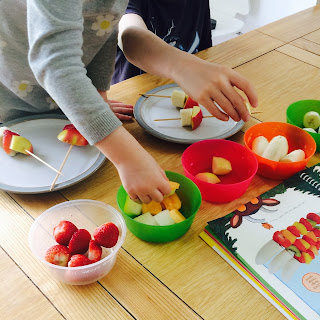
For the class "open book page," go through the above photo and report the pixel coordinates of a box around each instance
[205,165,320,320]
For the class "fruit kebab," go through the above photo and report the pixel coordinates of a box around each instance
[50,124,88,191]
[255,213,320,282]
[0,126,62,175]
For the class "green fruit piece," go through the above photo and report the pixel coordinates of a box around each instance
[123,195,142,217]
[303,111,320,130]
[287,245,301,257]
[9,135,33,154]
[307,219,317,227]
[133,212,159,226]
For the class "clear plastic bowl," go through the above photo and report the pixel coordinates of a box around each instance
[28,199,126,285]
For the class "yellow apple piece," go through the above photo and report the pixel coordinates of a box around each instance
[195,172,221,184]
[9,135,33,154]
[169,209,186,223]
[212,157,232,175]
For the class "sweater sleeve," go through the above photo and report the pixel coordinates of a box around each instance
[27,0,122,145]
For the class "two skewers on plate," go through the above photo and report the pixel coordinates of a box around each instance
[0,124,88,191]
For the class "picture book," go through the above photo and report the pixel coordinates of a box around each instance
[200,165,320,320]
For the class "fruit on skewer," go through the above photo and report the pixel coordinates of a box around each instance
[180,106,203,130]
[50,124,88,191]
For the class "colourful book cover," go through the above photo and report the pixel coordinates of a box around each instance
[200,165,320,320]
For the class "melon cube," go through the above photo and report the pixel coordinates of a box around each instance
[123,195,142,217]
[133,212,159,226]
[154,210,176,226]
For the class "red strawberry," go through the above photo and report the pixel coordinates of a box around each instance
[88,240,102,262]
[3,130,19,156]
[68,254,92,267]
[45,244,70,266]
[93,222,119,248]
[53,220,78,246]
[68,229,91,255]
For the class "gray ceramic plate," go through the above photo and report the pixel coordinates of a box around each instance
[0,114,105,194]
[134,83,244,144]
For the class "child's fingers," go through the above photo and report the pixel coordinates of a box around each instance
[115,113,133,121]
[137,193,152,204]
[201,96,229,121]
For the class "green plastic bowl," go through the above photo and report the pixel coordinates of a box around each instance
[287,100,320,152]
[116,171,201,243]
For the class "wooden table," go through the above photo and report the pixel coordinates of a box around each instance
[2,5,320,320]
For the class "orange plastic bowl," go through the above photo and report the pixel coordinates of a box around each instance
[181,139,258,202]
[244,122,316,180]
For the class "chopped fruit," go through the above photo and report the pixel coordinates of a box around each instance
[191,106,203,130]
[294,238,311,252]
[287,225,300,237]
[281,229,296,244]
[299,218,313,231]
[279,149,305,163]
[57,125,88,146]
[53,220,78,246]
[307,212,320,224]
[88,240,102,262]
[183,97,198,109]
[252,136,269,156]
[161,192,181,211]
[154,210,175,226]
[309,245,319,256]
[165,181,180,197]
[287,245,301,257]
[293,222,308,235]
[68,254,92,267]
[180,108,192,127]
[261,135,288,161]
[171,90,187,108]
[133,212,159,226]
[63,124,75,130]
[123,195,142,217]
[294,252,313,264]
[9,135,33,154]
[195,172,221,184]
[45,244,70,266]
[93,222,119,248]
[68,229,91,255]
[307,219,317,227]
[303,111,320,130]
[168,209,186,223]
[2,129,19,156]
[141,200,162,215]
[313,228,320,237]
[273,231,291,248]
[212,157,232,175]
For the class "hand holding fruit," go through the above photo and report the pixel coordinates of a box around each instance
[171,57,258,122]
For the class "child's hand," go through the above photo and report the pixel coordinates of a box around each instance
[173,58,258,122]
[98,90,133,120]
[95,126,171,204]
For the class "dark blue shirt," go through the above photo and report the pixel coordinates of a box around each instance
[112,0,212,84]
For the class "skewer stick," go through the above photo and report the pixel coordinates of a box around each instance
[139,93,171,98]
[50,145,73,191]
[25,150,63,175]
[154,112,262,121]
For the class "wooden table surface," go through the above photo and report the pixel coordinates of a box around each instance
[2,5,320,320]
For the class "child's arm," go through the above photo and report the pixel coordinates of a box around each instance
[95,126,171,204]
[118,13,258,122]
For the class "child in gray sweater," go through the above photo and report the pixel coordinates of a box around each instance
[0,0,257,203]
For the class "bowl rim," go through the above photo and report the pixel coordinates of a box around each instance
[28,199,127,270]
[181,139,258,187]
[243,121,317,164]
[116,170,202,227]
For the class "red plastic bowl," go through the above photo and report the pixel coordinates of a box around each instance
[181,139,258,202]
[244,122,316,180]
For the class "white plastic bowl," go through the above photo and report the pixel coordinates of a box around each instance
[28,199,126,285]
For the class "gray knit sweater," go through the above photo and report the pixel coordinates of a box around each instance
[0,0,128,145]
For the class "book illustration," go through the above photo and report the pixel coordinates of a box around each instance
[205,165,320,319]
[255,213,320,282]
[230,196,280,229]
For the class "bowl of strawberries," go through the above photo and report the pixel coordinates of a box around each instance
[28,199,126,285]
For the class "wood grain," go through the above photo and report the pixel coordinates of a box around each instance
[258,5,320,42]
[303,29,320,44]
[290,38,320,55]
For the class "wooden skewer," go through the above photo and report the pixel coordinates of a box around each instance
[154,112,262,121]
[50,145,73,191]
[25,150,63,175]
[139,93,171,98]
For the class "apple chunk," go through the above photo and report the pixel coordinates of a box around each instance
[184,97,198,109]
[191,106,203,130]
[212,157,232,175]
[195,172,221,184]
[9,135,33,154]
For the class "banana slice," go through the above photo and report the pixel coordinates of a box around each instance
[280,149,305,163]
[303,111,320,130]
[180,108,192,127]
[252,136,269,156]
[261,135,288,161]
